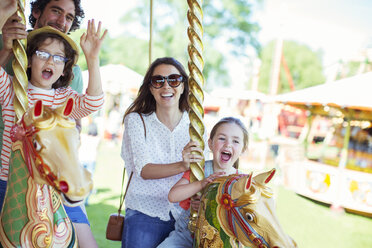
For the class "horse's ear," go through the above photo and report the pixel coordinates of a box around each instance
[33,100,43,118]
[231,172,253,199]
[245,172,253,191]
[254,168,276,185]
[60,98,74,117]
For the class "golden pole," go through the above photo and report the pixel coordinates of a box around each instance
[149,0,153,66]
[12,0,28,121]
[186,0,204,233]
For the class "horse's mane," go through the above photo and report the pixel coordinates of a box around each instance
[29,108,75,130]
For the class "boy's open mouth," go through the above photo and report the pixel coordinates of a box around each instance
[42,69,53,80]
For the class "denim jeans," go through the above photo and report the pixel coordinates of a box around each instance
[64,205,90,225]
[122,209,175,248]
[0,179,6,213]
[157,208,193,248]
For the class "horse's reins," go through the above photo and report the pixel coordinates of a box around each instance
[220,175,271,248]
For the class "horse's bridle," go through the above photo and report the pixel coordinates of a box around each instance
[10,116,69,193]
[220,175,271,248]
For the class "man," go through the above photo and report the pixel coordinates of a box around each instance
[0,0,84,93]
[0,1,97,247]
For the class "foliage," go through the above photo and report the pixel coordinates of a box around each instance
[114,0,261,89]
[338,60,372,79]
[203,0,261,55]
[69,28,112,71]
[258,40,325,94]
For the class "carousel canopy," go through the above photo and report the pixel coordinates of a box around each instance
[275,72,372,120]
[82,64,143,95]
[210,88,268,101]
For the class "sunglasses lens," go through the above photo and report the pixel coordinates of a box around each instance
[151,76,165,88]
[167,74,183,87]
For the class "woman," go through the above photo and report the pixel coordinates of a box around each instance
[120,57,205,248]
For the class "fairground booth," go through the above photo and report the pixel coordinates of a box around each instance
[274,72,372,217]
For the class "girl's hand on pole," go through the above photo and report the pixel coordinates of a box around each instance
[190,195,201,211]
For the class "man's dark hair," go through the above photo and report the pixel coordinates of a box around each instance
[29,0,85,32]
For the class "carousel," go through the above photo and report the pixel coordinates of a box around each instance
[275,72,372,216]
[0,1,296,247]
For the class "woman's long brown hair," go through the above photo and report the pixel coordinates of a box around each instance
[123,57,189,122]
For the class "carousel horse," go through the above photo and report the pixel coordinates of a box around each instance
[194,169,297,248]
[0,99,93,248]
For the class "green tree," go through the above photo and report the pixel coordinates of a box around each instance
[69,29,111,71]
[117,0,261,89]
[258,40,325,94]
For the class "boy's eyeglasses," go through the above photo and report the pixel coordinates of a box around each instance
[35,50,68,64]
[150,74,183,89]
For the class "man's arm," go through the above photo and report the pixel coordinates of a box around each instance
[0,34,14,76]
[0,0,17,31]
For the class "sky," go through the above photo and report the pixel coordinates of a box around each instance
[257,0,372,68]
[23,0,372,84]
[81,0,372,66]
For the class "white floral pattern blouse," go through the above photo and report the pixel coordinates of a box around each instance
[121,111,208,221]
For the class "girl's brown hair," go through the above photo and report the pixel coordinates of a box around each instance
[123,57,189,121]
[209,117,249,169]
[27,32,77,89]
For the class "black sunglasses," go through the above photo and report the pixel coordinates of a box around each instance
[150,74,183,89]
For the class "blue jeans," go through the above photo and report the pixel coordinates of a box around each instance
[157,208,193,248]
[122,209,175,248]
[64,205,90,225]
[0,179,6,213]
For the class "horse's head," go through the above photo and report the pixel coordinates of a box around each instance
[216,169,297,248]
[11,99,93,206]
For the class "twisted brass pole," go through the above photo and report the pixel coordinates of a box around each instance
[149,0,153,66]
[12,0,28,122]
[187,0,204,233]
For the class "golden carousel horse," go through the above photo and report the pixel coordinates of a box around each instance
[0,99,93,248]
[194,169,297,248]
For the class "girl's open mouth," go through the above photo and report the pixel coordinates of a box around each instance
[221,151,232,162]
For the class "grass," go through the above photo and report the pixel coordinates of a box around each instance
[86,141,372,248]
[86,141,122,248]
[275,186,372,248]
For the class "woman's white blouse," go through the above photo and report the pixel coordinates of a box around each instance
[121,111,207,221]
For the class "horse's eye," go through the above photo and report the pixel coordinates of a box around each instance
[246,212,255,222]
[33,140,42,151]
